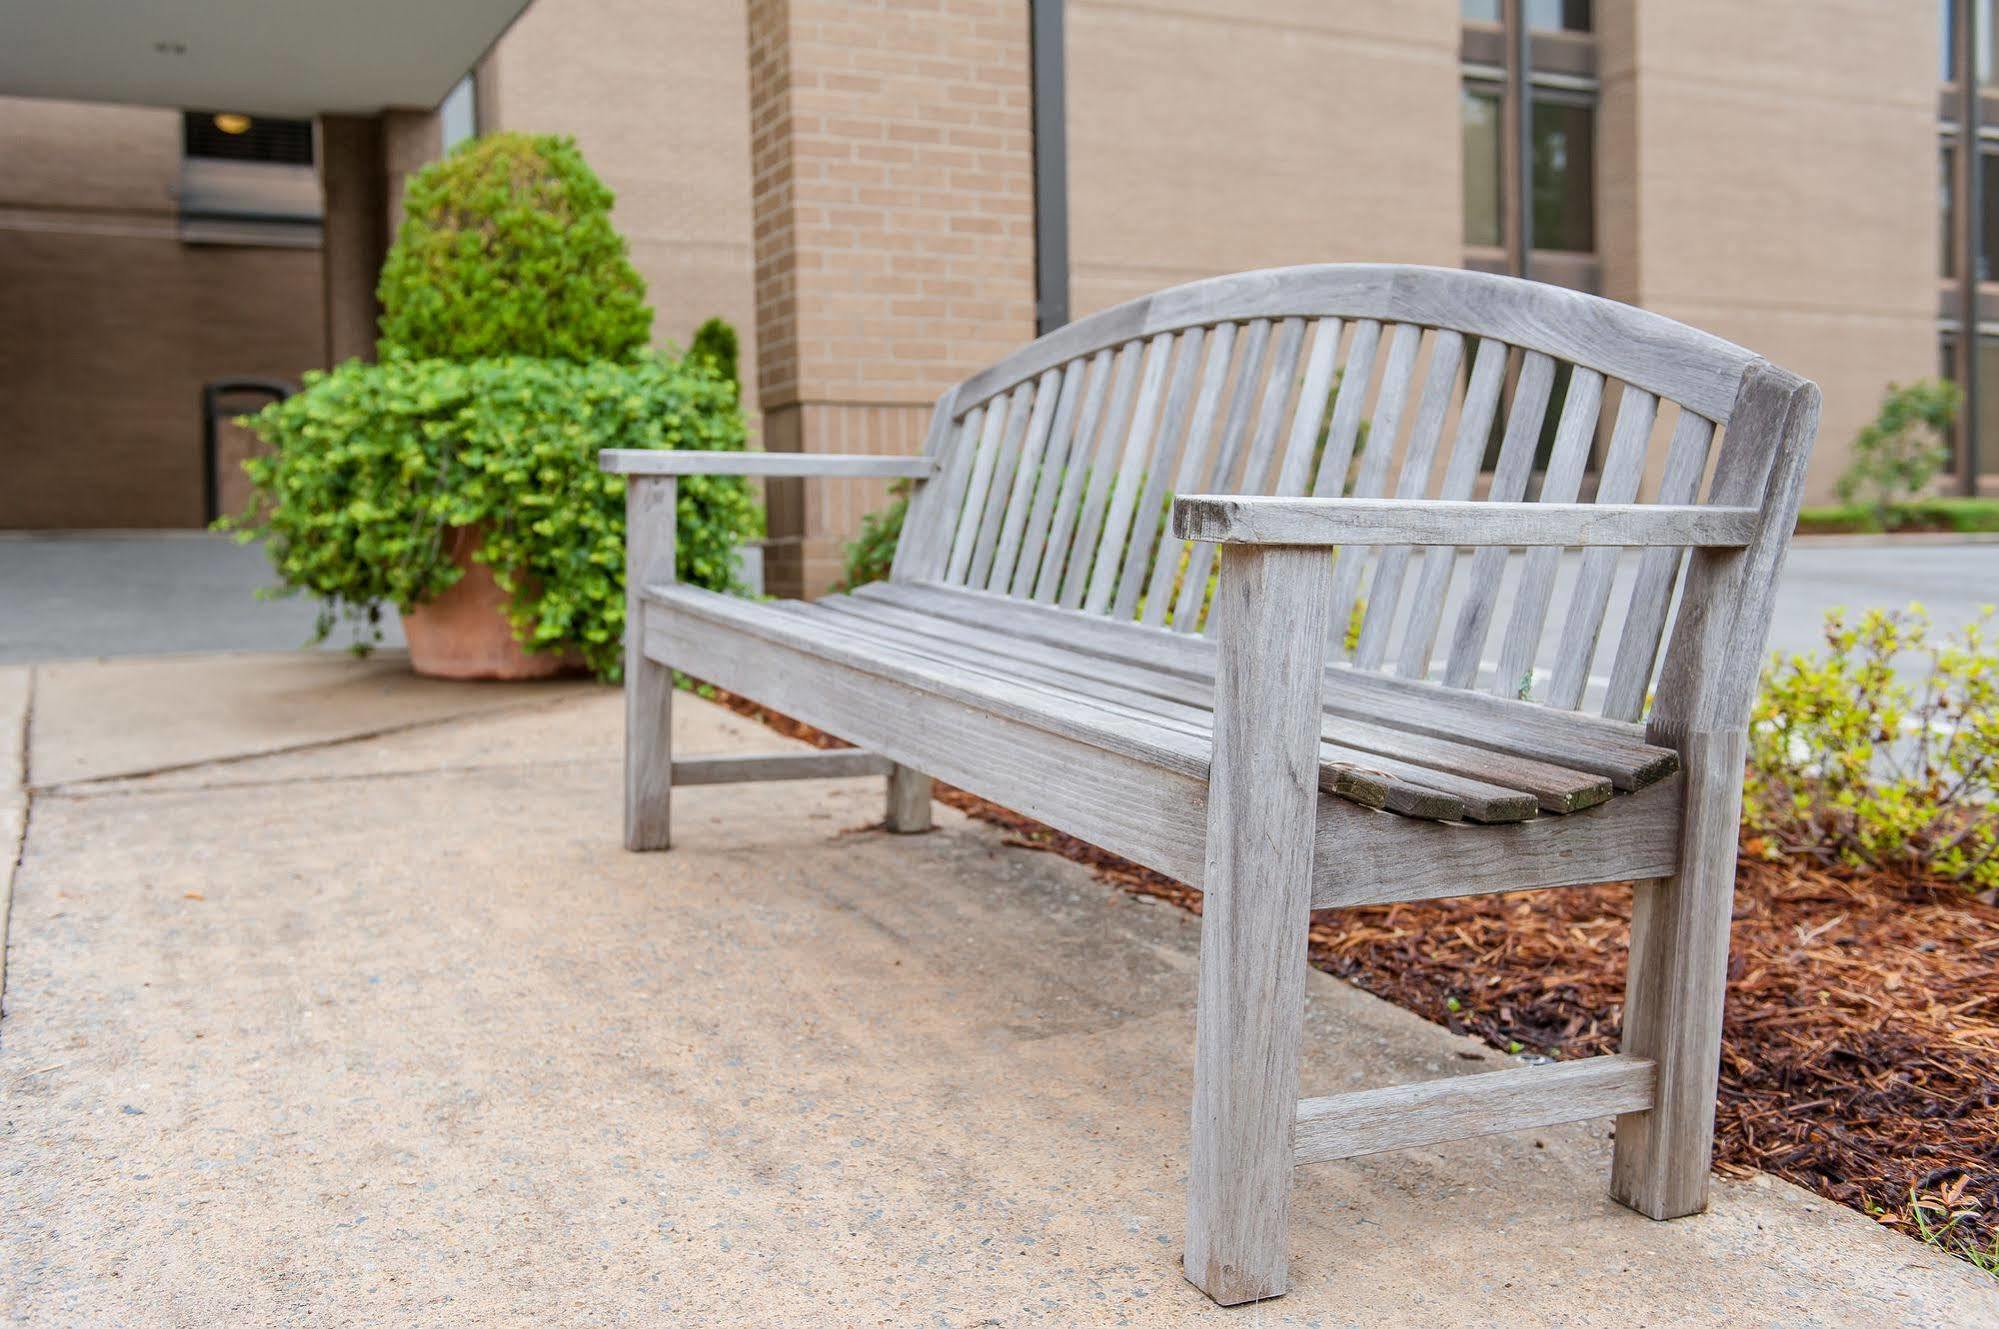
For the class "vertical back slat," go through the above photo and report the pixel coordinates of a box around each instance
[1441,349,1557,688]
[1353,329,1466,669]
[1030,350,1115,601]
[1325,322,1423,655]
[1544,386,1661,708]
[1181,314,1307,634]
[1271,318,1345,496]
[1308,319,1383,498]
[1015,359,1095,591]
[1112,327,1210,620]
[1601,410,1718,719]
[1397,337,1508,679]
[1231,316,1310,501]
[1488,366,1606,697]
[986,367,1067,593]
[941,404,1003,584]
[894,400,981,582]
[1057,342,1144,609]
[965,382,1037,588]
[1141,322,1239,627]
[1173,319,1273,631]
[1082,333,1176,613]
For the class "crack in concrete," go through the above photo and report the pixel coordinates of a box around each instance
[26,688,602,794]
[40,754,619,802]
[2,664,36,1034]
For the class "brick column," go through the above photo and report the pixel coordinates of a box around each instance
[746,0,1037,597]
[319,114,388,366]
[318,109,443,367]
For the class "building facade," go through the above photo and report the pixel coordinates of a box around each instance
[0,0,1973,589]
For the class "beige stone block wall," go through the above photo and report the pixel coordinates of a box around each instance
[746,0,1037,594]
[1598,0,1937,501]
[0,97,180,215]
[0,97,324,529]
[1065,0,1463,319]
[484,0,762,412]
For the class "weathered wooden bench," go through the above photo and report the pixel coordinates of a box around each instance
[601,264,1818,1306]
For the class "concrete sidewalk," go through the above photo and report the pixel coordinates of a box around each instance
[0,655,1991,1326]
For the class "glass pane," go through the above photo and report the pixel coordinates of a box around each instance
[1986,0,1998,84]
[1530,98,1595,253]
[1463,90,1504,247]
[1981,338,1999,477]
[440,75,478,151]
[1982,147,1999,281]
[1461,0,1502,22]
[1944,145,1958,279]
[1526,0,1591,32]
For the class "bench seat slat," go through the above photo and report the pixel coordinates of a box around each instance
[852,580,1679,791]
[793,599,1555,823]
[814,593,1609,815]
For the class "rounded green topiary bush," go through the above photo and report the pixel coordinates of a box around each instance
[375,132,652,361]
[225,131,758,681]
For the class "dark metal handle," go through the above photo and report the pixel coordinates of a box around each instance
[202,377,295,523]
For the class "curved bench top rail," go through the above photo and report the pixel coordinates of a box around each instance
[948,264,1762,425]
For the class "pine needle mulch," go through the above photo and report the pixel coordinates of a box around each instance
[701,686,1999,1253]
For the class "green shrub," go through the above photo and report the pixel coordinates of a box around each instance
[837,481,910,591]
[1796,497,1999,536]
[375,132,651,361]
[1833,379,1960,526]
[223,355,757,680]
[1746,604,1998,891]
[688,316,740,387]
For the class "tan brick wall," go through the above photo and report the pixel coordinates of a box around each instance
[1065,0,1463,318]
[760,402,932,594]
[0,97,324,529]
[1598,0,1937,501]
[749,0,1037,409]
[485,0,763,414]
[746,0,1038,595]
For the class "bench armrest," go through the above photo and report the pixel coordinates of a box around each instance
[600,449,938,479]
[1169,496,1759,548]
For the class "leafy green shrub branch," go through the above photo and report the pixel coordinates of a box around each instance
[1833,379,1960,527]
[223,355,757,680]
[1746,604,1998,892]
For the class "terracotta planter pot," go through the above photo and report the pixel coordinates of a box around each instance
[401,525,584,681]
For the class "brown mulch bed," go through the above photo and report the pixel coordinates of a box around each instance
[697,683,1999,1251]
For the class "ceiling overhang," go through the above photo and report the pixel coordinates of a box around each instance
[0,0,534,117]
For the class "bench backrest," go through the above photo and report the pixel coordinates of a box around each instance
[891,264,1816,730]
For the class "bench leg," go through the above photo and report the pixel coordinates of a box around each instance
[624,653,674,851]
[623,476,676,852]
[1611,728,1745,1217]
[1185,546,1330,1306]
[884,763,933,833]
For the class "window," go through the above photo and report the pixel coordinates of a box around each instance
[182,111,314,166]
[440,75,478,152]
[1531,95,1595,253]
[1462,90,1503,248]
[1459,6,1598,268]
[1982,146,1999,281]
[1526,0,1591,32]
[1944,145,1958,280]
[177,110,319,247]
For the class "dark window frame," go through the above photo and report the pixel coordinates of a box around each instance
[1459,2,1600,284]
[181,111,315,167]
